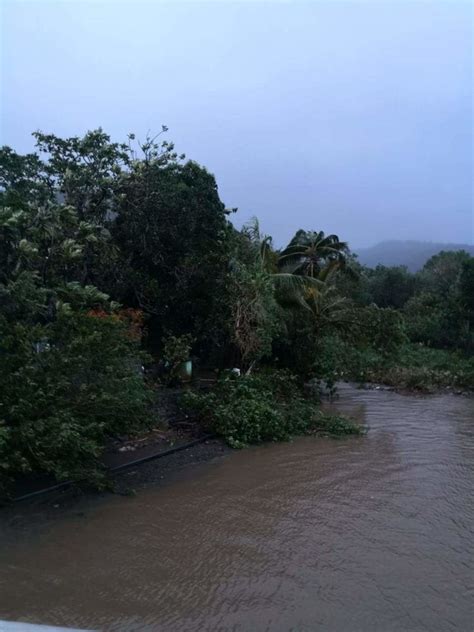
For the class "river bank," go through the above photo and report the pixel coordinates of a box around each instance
[3,377,471,511]
[2,437,231,526]
[355,380,473,397]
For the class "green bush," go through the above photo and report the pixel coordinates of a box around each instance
[275,305,407,387]
[312,412,366,436]
[0,199,153,498]
[346,344,474,392]
[355,305,408,355]
[183,370,363,447]
[0,309,152,495]
[382,345,474,391]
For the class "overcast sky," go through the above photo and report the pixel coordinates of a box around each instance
[1,0,472,248]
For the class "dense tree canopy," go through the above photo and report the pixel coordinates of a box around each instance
[114,159,234,352]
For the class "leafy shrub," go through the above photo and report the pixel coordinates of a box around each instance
[183,370,363,447]
[355,305,408,355]
[403,293,446,346]
[0,200,153,498]
[275,304,407,387]
[376,345,474,391]
[311,412,366,436]
[0,309,152,495]
[345,344,474,392]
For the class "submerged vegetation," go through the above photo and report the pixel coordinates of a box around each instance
[183,371,364,449]
[0,128,472,497]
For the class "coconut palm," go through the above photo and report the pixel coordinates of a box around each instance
[243,218,325,310]
[234,220,356,372]
[278,229,349,278]
[305,279,355,330]
[241,219,358,322]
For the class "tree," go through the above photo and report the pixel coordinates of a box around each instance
[403,292,446,347]
[228,260,280,372]
[333,256,372,306]
[459,258,474,314]
[278,229,349,278]
[418,250,472,297]
[1,130,236,359]
[366,265,416,309]
[235,223,358,379]
[225,220,330,374]
[0,200,151,495]
[243,218,324,311]
[114,156,235,357]
[0,146,51,209]
[0,136,126,289]
[405,251,474,350]
[459,257,474,350]
[32,129,130,222]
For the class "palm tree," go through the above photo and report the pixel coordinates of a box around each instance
[278,230,349,278]
[242,219,357,318]
[304,271,355,331]
[234,220,357,372]
[243,219,325,310]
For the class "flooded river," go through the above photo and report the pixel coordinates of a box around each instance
[1,385,473,631]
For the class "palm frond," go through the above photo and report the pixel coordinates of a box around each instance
[270,272,324,311]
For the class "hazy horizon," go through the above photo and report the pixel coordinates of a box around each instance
[1,1,472,249]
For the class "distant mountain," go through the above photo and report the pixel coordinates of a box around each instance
[355,240,474,272]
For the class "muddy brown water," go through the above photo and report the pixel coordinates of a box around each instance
[1,384,473,631]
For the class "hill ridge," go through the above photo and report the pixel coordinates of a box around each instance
[355,240,474,272]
